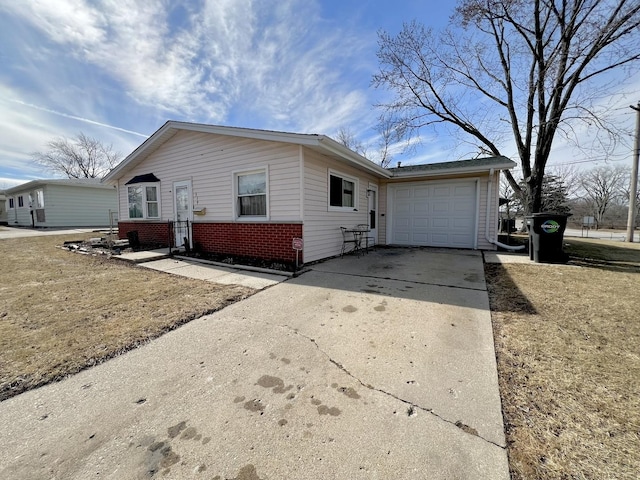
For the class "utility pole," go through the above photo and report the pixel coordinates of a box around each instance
[626,103,640,243]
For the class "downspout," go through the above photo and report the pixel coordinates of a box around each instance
[485,168,525,251]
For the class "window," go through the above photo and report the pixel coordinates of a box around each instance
[35,189,44,208]
[8,198,14,209]
[18,196,24,208]
[328,171,358,211]
[237,170,267,217]
[127,184,159,219]
[145,186,158,217]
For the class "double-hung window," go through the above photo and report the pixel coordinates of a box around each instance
[8,197,14,209]
[236,169,267,218]
[328,170,358,211]
[127,184,160,219]
[18,196,24,208]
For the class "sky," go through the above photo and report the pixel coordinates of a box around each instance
[0,0,638,189]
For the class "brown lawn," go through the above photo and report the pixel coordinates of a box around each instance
[0,234,255,401]
[486,237,640,479]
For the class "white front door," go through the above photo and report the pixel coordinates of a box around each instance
[173,180,192,248]
[367,184,378,245]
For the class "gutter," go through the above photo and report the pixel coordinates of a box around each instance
[485,168,525,251]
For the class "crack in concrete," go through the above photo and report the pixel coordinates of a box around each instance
[309,268,487,292]
[280,324,505,450]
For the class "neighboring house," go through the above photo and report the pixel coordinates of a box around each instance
[103,121,516,265]
[0,190,7,225]
[4,179,118,228]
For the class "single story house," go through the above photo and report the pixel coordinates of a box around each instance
[4,179,118,228]
[102,121,516,265]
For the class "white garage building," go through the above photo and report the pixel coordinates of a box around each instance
[382,157,515,251]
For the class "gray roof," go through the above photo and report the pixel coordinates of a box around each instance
[4,178,112,194]
[388,156,516,177]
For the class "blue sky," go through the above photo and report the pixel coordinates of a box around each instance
[0,0,637,189]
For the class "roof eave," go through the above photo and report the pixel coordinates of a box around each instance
[316,136,390,178]
[390,161,516,179]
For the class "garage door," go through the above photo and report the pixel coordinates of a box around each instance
[390,180,477,248]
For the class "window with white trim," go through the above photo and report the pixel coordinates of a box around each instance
[127,184,160,219]
[236,170,267,217]
[8,197,14,209]
[18,196,24,208]
[328,170,358,211]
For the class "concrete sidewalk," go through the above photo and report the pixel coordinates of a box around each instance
[0,248,508,479]
[0,226,102,239]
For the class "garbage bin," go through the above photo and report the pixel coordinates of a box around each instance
[126,230,140,251]
[528,213,570,263]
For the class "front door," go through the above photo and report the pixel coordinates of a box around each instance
[367,184,378,245]
[173,180,192,249]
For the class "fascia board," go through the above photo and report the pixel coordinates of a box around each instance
[390,162,516,179]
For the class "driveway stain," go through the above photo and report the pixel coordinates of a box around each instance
[374,301,387,312]
[244,399,265,413]
[167,421,187,439]
[180,426,200,441]
[310,396,342,416]
[256,374,293,394]
[342,305,357,313]
[145,441,180,477]
[465,273,479,282]
[317,405,341,416]
[337,386,360,399]
[231,464,263,480]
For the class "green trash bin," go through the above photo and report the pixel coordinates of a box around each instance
[529,213,570,263]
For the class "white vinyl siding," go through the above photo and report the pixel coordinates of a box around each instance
[302,149,378,263]
[116,131,302,223]
[6,184,117,227]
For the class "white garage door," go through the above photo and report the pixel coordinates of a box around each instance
[390,180,477,248]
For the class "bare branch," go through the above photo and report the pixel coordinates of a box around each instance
[32,133,121,179]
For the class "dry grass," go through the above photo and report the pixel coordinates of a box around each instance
[0,234,255,401]
[486,239,640,479]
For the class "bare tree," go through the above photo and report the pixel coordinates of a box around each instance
[335,119,402,168]
[579,165,627,228]
[548,164,582,199]
[335,127,367,157]
[32,133,121,179]
[373,0,640,214]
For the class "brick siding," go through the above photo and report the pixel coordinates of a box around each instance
[193,222,303,263]
[118,221,303,263]
[118,221,170,247]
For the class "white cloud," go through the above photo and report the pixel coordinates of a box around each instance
[1,0,374,131]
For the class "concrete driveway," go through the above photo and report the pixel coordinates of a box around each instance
[0,248,508,479]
